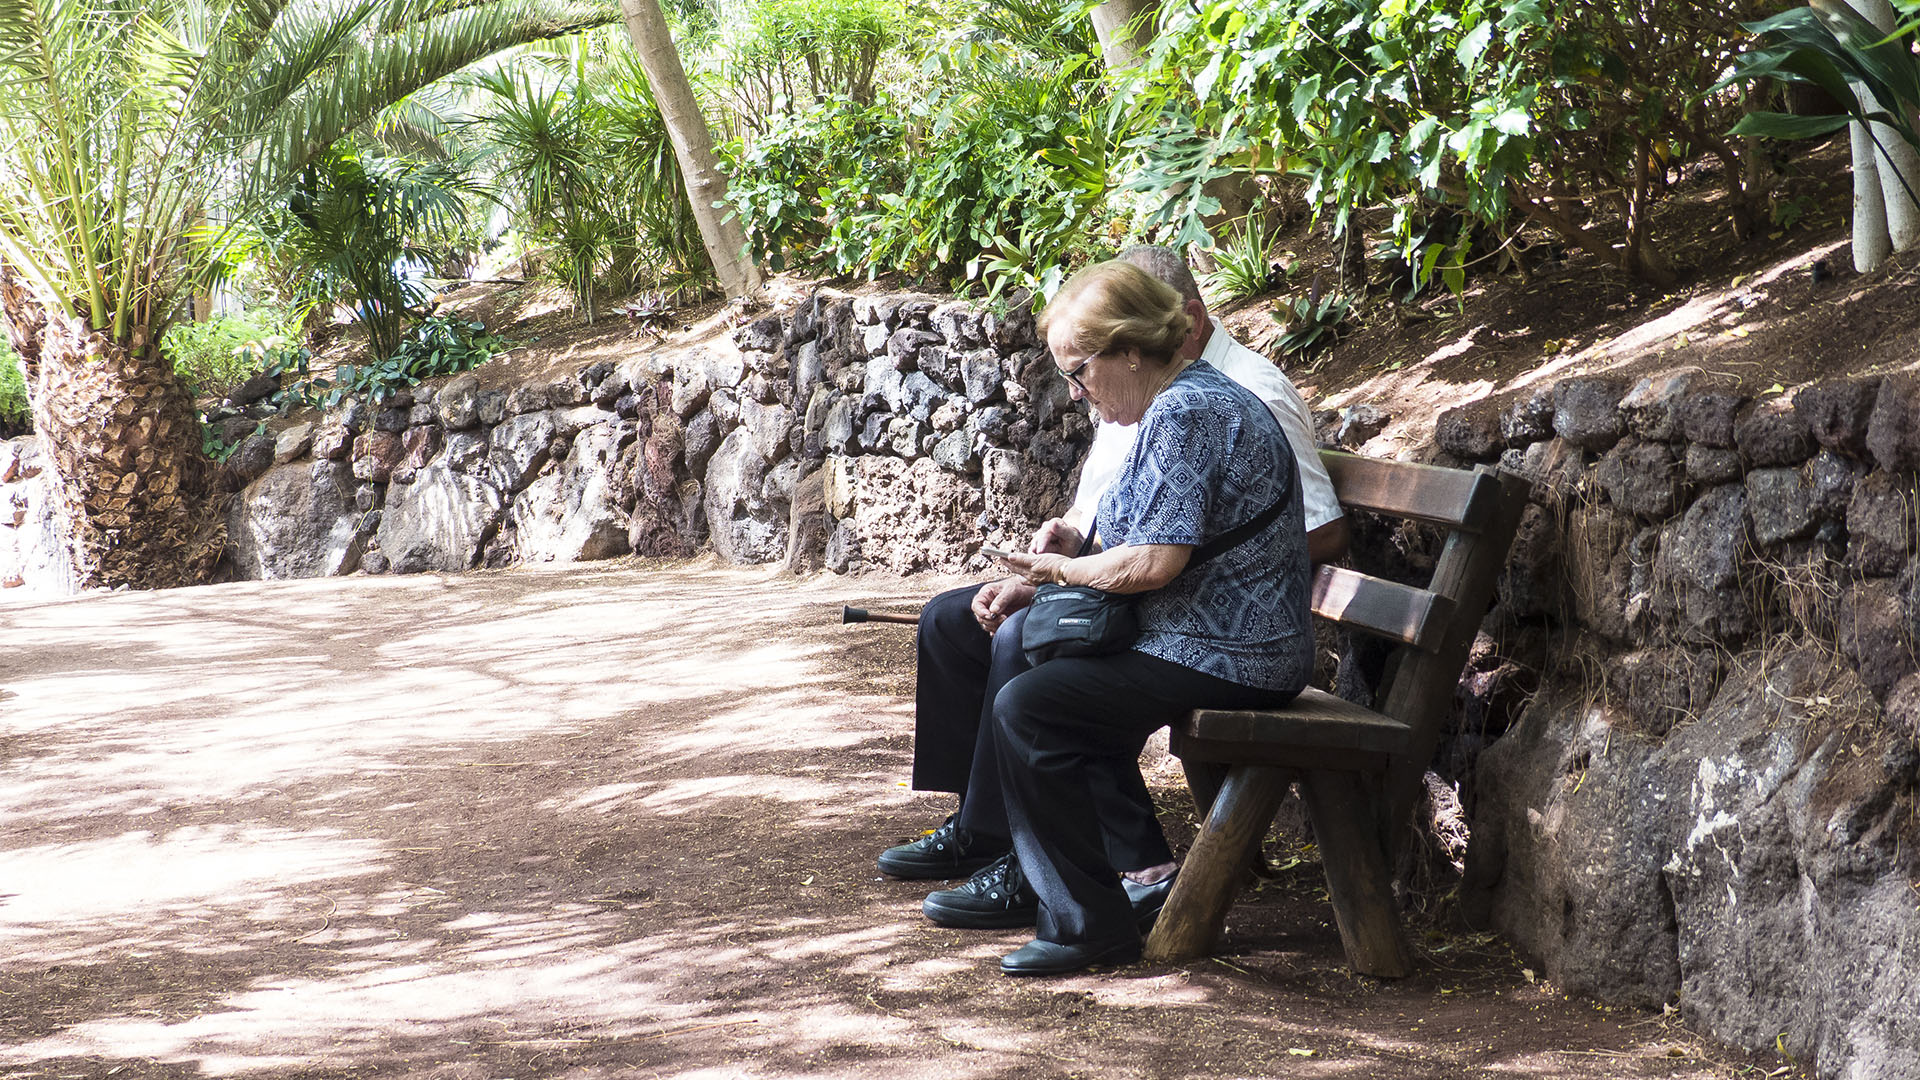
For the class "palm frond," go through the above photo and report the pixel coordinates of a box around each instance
[0,0,614,349]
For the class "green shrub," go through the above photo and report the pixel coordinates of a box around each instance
[161,308,304,394]
[716,0,905,121]
[0,339,29,432]
[1206,215,1284,303]
[290,316,510,407]
[1124,0,1771,287]
[257,145,472,357]
[720,0,1117,297]
[722,97,908,272]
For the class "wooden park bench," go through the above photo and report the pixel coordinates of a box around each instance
[1144,450,1529,977]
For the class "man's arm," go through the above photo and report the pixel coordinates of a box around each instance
[1308,516,1349,565]
[1205,325,1346,562]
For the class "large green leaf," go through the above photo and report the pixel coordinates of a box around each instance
[1728,110,1855,139]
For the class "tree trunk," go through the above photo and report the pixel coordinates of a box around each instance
[1090,0,1159,70]
[1849,115,1893,271]
[0,267,226,591]
[1844,0,1918,267]
[617,0,763,299]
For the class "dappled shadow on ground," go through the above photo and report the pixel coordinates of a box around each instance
[0,562,1797,1079]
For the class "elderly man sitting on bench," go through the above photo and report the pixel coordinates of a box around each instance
[878,244,1348,936]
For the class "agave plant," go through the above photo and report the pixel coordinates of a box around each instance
[0,0,610,589]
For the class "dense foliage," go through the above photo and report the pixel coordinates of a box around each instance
[161,307,307,394]
[718,0,1120,298]
[0,0,1853,430]
[708,0,1789,298]
[1123,0,1771,290]
[323,317,511,406]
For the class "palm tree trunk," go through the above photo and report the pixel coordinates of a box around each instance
[1,267,226,590]
[616,0,763,299]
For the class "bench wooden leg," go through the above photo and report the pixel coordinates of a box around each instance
[1300,768,1412,978]
[1180,760,1228,818]
[1145,763,1289,963]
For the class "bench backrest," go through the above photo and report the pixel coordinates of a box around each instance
[1310,450,1530,824]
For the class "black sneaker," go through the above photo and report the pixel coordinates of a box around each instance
[877,815,1009,879]
[922,852,1039,929]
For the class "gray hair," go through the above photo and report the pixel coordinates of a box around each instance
[1119,245,1203,307]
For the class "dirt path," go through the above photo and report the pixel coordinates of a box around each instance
[0,561,1799,1080]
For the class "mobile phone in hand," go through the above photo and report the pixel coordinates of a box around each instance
[979,545,1020,560]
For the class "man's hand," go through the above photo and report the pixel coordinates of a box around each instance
[1031,518,1084,556]
[972,576,1036,634]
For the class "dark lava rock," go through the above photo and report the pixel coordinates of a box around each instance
[1652,484,1753,643]
[1606,647,1723,736]
[1618,369,1697,442]
[1553,377,1627,451]
[228,434,277,482]
[476,389,509,427]
[734,313,784,353]
[1597,438,1685,519]
[1684,445,1743,484]
[224,372,281,408]
[1865,373,1920,473]
[1807,450,1862,518]
[1734,397,1814,467]
[1501,386,1557,446]
[1793,377,1880,456]
[1437,401,1505,460]
[1744,467,1816,547]
[1679,390,1748,449]
[1847,471,1916,575]
[1838,577,1918,699]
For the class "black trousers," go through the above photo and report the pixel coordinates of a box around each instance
[993,651,1301,946]
[912,585,1171,871]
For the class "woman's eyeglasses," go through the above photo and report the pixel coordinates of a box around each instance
[1060,350,1101,393]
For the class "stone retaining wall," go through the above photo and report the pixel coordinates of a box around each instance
[1433,371,1919,1080]
[0,288,1082,592]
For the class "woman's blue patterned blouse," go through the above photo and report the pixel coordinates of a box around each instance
[1095,360,1313,693]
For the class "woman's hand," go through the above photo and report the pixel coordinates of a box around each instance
[1030,518,1084,556]
[999,551,1072,587]
[971,576,1035,634]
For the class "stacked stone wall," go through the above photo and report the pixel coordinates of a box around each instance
[0,288,1079,591]
[1431,370,1919,1080]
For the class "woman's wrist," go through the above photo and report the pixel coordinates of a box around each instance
[1053,559,1070,586]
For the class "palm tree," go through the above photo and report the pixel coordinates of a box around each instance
[0,0,611,590]
[616,0,762,299]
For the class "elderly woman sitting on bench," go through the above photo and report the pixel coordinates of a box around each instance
[950,260,1314,975]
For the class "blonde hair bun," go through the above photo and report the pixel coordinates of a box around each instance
[1039,261,1189,365]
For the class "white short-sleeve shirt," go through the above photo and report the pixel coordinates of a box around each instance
[1069,319,1341,531]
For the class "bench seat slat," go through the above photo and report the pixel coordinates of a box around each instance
[1180,687,1415,756]
[1311,566,1453,651]
[1323,451,1498,530]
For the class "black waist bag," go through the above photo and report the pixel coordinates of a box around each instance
[1020,486,1291,666]
[1020,584,1139,664]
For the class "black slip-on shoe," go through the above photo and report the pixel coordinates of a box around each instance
[921,852,1038,929]
[1123,874,1175,932]
[999,937,1142,976]
[877,815,1009,879]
